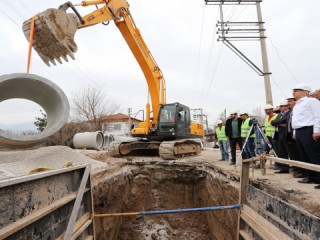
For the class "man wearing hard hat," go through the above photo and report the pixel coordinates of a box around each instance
[263,104,277,154]
[292,83,320,189]
[239,112,256,159]
[215,120,229,161]
[225,110,243,165]
[271,100,291,173]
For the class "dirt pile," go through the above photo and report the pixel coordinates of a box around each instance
[0,146,107,179]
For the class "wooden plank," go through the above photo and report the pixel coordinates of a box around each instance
[56,212,91,240]
[0,165,87,188]
[88,172,96,239]
[85,236,94,240]
[239,230,254,240]
[240,205,291,240]
[0,193,77,239]
[243,157,320,172]
[64,165,91,240]
[71,219,92,240]
[237,161,250,240]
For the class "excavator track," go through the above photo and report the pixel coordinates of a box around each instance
[108,142,122,157]
[159,139,202,160]
[110,139,202,159]
[109,140,161,157]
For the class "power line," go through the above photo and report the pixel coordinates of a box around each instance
[233,5,248,21]
[203,9,220,86]
[201,44,224,105]
[196,8,220,105]
[0,8,20,28]
[267,37,299,84]
[270,75,287,98]
[16,0,33,15]
[3,1,26,21]
[192,5,206,103]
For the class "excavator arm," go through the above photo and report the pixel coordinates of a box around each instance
[23,0,166,131]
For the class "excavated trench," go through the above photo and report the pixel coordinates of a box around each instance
[92,162,239,240]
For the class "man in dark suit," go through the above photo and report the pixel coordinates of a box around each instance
[271,100,291,173]
[225,111,243,165]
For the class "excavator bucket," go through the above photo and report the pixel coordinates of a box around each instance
[22,8,80,66]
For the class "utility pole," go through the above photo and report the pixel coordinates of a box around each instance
[203,114,209,134]
[200,108,204,130]
[257,2,273,105]
[205,0,273,105]
[128,108,132,136]
[191,108,208,133]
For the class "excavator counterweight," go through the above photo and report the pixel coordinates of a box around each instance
[22,9,79,66]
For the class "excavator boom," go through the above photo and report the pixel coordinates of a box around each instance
[22,0,204,159]
[23,0,165,127]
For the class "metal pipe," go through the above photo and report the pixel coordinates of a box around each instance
[94,204,241,218]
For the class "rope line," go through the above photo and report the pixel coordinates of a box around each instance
[26,14,38,74]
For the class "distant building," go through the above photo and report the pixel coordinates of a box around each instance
[100,113,142,137]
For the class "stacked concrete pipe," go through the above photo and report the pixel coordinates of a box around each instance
[102,134,115,149]
[0,73,70,148]
[73,131,105,150]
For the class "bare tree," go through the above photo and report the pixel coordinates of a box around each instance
[45,122,93,147]
[251,106,264,126]
[72,84,119,131]
[218,109,227,124]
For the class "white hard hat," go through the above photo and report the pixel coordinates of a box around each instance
[217,119,223,124]
[292,83,311,92]
[286,97,295,101]
[264,104,274,110]
[239,111,248,116]
[229,110,237,114]
[279,100,289,106]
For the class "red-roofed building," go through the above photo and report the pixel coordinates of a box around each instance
[100,113,142,136]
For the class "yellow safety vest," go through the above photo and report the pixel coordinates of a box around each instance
[216,126,227,141]
[264,114,278,137]
[241,118,255,138]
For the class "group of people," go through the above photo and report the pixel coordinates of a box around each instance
[214,83,320,189]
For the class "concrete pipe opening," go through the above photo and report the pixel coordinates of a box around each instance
[103,135,114,149]
[0,73,70,148]
[73,131,104,150]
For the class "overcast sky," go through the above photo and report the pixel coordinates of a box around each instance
[0,0,319,129]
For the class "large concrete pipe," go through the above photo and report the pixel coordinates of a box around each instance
[103,134,115,149]
[73,131,104,150]
[0,73,70,148]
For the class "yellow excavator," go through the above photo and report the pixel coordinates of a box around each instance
[23,0,204,159]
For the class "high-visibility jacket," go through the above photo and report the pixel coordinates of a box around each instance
[264,114,278,137]
[241,118,255,138]
[215,126,227,141]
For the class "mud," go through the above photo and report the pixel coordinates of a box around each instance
[92,162,239,240]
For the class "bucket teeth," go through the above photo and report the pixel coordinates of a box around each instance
[68,52,75,60]
[56,57,62,64]
[22,8,79,66]
[50,59,57,66]
[62,55,69,62]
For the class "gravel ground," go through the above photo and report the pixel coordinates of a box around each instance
[0,146,108,180]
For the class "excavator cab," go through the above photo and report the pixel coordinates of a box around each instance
[157,103,191,140]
